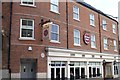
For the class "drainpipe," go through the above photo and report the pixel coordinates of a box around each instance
[8,1,12,79]
[98,13,102,53]
[66,0,69,49]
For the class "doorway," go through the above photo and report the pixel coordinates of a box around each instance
[70,67,86,79]
[20,59,37,79]
[81,68,85,78]
[51,67,65,79]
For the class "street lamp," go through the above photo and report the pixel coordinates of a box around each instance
[103,60,106,80]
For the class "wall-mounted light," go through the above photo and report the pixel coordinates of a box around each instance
[113,60,116,65]
[103,60,106,65]
[28,46,32,51]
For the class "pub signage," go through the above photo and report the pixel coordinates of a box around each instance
[83,33,90,44]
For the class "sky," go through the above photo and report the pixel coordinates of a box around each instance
[84,0,120,17]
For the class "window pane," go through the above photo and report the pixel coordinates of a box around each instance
[114,40,117,50]
[22,29,32,37]
[74,29,80,45]
[21,19,34,38]
[102,20,106,30]
[90,14,94,25]
[51,25,58,32]
[112,24,116,33]
[50,0,58,12]
[22,0,33,5]
[22,20,27,25]
[51,4,58,12]
[74,38,79,44]
[51,24,59,41]
[91,42,94,47]
[73,14,78,19]
[28,20,33,26]
[73,7,78,13]
[51,0,58,5]
[51,33,58,41]
[91,34,95,48]
[73,6,79,19]
[74,30,79,37]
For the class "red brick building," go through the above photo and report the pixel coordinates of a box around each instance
[2,0,120,79]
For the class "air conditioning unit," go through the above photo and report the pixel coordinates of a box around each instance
[42,22,53,40]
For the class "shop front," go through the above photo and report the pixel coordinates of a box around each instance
[47,47,119,79]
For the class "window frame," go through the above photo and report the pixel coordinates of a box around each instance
[91,34,96,48]
[74,29,80,46]
[50,0,59,13]
[20,0,35,7]
[50,24,59,42]
[73,5,79,20]
[113,40,117,51]
[103,37,108,50]
[90,14,95,26]
[20,19,34,40]
[102,20,107,30]
[112,24,116,34]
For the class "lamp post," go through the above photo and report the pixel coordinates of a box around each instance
[103,60,106,80]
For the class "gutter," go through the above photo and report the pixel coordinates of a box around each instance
[8,1,12,79]
[66,0,69,49]
[98,13,102,53]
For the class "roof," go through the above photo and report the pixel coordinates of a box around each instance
[77,1,118,23]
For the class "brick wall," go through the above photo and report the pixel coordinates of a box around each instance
[2,2,11,69]
[2,1,118,73]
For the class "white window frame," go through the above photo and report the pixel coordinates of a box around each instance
[73,6,79,20]
[20,0,35,7]
[74,29,80,46]
[50,0,59,13]
[103,37,108,50]
[113,40,117,51]
[20,19,34,40]
[112,24,116,34]
[50,24,59,43]
[102,20,107,30]
[91,34,96,48]
[90,14,95,26]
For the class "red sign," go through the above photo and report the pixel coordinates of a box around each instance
[43,29,48,37]
[84,33,90,44]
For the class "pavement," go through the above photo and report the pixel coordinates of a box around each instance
[80,78,120,80]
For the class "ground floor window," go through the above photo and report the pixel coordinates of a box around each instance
[70,61,87,79]
[51,61,66,79]
[49,61,102,79]
[89,62,101,78]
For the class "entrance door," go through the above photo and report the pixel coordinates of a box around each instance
[93,68,96,77]
[20,59,36,79]
[70,68,74,79]
[89,67,92,78]
[51,68,65,79]
[105,65,112,78]
[56,68,60,79]
[75,67,80,79]
[51,68,54,79]
[81,68,85,78]
[61,68,65,79]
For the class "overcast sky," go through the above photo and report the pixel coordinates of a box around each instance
[84,0,120,17]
